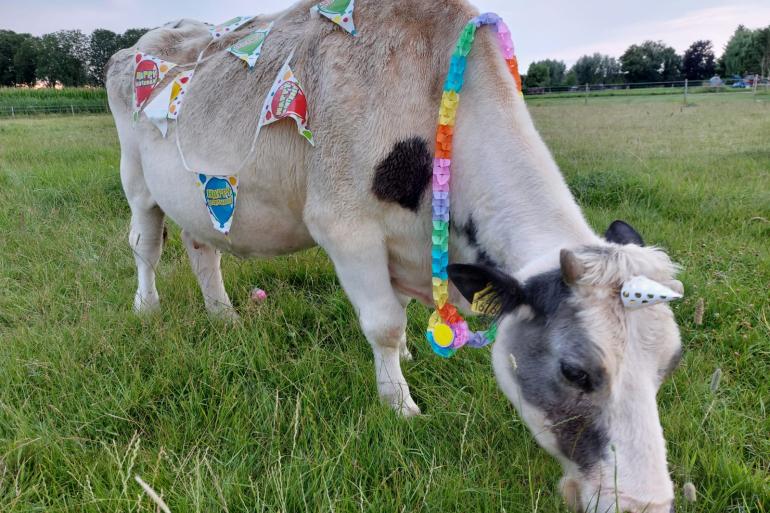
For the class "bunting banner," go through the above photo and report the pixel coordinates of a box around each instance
[143,79,174,136]
[228,22,273,68]
[143,70,194,137]
[168,70,194,120]
[197,174,239,234]
[134,52,177,112]
[258,54,314,145]
[210,16,255,40]
[312,0,357,35]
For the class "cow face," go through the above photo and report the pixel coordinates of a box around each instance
[448,222,683,513]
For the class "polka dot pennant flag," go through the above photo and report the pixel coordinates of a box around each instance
[228,22,273,68]
[168,70,194,120]
[621,276,683,309]
[133,52,177,113]
[210,16,255,40]
[197,174,239,234]
[311,0,357,35]
[258,54,314,145]
[142,69,194,137]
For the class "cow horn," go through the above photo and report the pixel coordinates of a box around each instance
[621,275,683,309]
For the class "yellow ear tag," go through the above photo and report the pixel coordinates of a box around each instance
[471,284,494,314]
[433,323,454,348]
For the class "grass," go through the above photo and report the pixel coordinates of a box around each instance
[0,88,108,115]
[0,92,768,512]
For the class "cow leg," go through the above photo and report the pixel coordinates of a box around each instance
[181,230,238,320]
[395,292,414,361]
[122,153,165,314]
[316,227,420,417]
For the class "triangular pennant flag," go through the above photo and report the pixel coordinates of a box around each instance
[134,52,176,112]
[143,79,174,137]
[210,16,255,40]
[197,174,239,234]
[228,22,273,68]
[258,54,314,145]
[168,70,194,120]
[311,0,357,35]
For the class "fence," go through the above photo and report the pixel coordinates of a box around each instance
[0,103,111,117]
[523,76,770,100]
[0,77,768,117]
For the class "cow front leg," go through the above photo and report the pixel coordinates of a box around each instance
[395,292,414,362]
[181,230,238,320]
[318,229,420,417]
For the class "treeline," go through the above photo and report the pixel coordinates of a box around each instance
[524,24,770,88]
[0,28,149,87]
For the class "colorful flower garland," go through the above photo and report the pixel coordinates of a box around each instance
[426,13,523,358]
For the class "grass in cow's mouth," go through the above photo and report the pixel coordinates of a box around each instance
[0,92,768,512]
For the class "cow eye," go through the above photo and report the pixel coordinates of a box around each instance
[560,361,593,391]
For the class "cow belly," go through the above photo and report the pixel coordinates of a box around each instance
[139,146,315,259]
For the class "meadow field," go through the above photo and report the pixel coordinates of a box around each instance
[0,92,768,512]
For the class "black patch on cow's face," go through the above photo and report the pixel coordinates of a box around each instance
[523,269,570,317]
[511,298,610,471]
[372,137,432,212]
[605,220,644,246]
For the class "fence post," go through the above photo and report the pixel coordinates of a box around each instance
[70,104,75,116]
[754,74,759,96]
[584,83,589,105]
[684,79,688,106]
[10,106,14,118]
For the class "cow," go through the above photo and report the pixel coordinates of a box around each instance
[106,1,685,511]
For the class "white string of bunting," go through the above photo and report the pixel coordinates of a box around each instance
[131,1,356,233]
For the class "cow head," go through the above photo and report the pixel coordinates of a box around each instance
[448,221,683,513]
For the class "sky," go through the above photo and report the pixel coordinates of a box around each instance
[2,0,770,69]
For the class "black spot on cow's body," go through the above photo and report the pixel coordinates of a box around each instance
[455,216,503,270]
[372,137,432,212]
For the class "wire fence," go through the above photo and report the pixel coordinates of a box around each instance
[0,76,768,117]
[523,76,770,98]
[0,103,111,117]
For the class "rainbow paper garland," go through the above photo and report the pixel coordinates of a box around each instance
[426,13,522,358]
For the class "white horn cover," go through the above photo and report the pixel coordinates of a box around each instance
[621,275,683,309]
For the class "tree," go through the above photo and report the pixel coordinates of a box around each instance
[569,53,622,85]
[683,40,716,80]
[620,41,681,83]
[0,30,27,86]
[89,29,120,86]
[13,36,39,85]
[723,25,770,76]
[119,28,150,49]
[36,30,89,86]
[541,59,567,86]
[524,59,567,88]
[524,62,550,89]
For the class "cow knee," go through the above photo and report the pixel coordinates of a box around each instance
[360,302,406,350]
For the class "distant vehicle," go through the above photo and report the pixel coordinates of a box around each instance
[731,75,750,88]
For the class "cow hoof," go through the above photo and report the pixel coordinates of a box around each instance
[133,292,160,314]
[381,389,421,417]
[394,395,421,417]
[210,306,240,322]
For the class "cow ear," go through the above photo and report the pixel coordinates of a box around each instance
[447,264,525,315]
[605,220,644,246]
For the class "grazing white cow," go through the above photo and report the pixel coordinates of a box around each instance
[106,1,684,511]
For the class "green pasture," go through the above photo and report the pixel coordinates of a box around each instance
[0,92,768,512]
